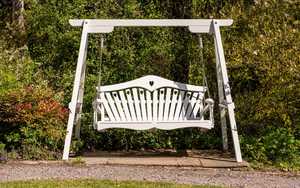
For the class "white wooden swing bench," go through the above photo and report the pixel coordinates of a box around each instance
[93,75,214,131]
[63,19,243,162]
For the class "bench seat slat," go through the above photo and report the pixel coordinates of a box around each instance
[97,120,213,131]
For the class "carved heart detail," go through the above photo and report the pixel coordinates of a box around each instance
[149,81,154,86]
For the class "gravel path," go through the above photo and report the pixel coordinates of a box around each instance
[0,163,299,188]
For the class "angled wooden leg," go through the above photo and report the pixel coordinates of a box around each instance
[74,66,86,139]
[215,53,229,151]
[212,20,242,162]
[63,23,89,160]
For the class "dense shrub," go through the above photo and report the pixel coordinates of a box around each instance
[0,84,68,159]
[242,128,300,170]
[0,0,299,169]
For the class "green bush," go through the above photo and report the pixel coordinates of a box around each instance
[0,0,299,169]
[0,84,68,159]
[242,128,300,170]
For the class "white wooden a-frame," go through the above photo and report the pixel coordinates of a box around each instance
[62,19,242,162]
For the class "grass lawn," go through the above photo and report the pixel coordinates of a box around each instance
[0,179,224,188]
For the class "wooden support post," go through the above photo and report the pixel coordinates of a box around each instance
[215,51,229,151]
[63,23,89,160]
[64,19,241,162]
[212,20,242,162]
[74,65,86,139]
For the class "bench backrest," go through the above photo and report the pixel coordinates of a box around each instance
[96,75,207,122]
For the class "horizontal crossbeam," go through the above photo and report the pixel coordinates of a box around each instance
[69,19,233,33]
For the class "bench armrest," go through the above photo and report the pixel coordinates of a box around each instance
[202,98,214,125]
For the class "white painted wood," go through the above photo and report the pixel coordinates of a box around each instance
[186,92,198,119]
[95,76,212,124]
[97,120,213,131]
[132,88,142,121]
[105,92,121,121]
[66,18,241,163]
[181,91,192,120]
[213,21,242,162]
[146,90,152,121]
[139,88,148,121]
[126,89,137,121]
[152,90,158,121]
[69,19,233,29]
[191,95,202,119]
[215,48,228,151]
[168,89,178,120]
[158,88,165,121]
[74,65,85,139]
[119,90,131,121]
[175,91,182,119]
[173,90,185,120]
[63,23,89,160]
[163,88,172,121]
[99,93,116,122]
[98,75,207,93]
[112,92,126,121]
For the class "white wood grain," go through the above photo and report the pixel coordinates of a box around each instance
[119,90,131,121]
[158,88,165,121]
[146,90,152,121]
[132,88,142,121]
[98,75,206,93]
[139,88,147,121]
[126,89,137,121]
[163,88,172,121]
[173,90,185,120]
[100,93,115,121]
[153,90,158,121]
[112,92,126,121]
[105,92,121,121]
[97,120,213,131]
[168,89,178,120]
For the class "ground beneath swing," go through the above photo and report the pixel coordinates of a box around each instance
[0,163,299,188]
[0,150,299,188]
[80,150,249,168]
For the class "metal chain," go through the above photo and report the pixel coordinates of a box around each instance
[198,34,211,98]
[97,34,105,88]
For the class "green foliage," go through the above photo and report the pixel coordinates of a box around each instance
[0,0,299,170]
[0,84,68,159]
[242,128,300,170]
[0,143,7,162]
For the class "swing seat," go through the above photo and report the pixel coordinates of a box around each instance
[93,75,214,131]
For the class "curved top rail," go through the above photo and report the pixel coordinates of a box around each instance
[97,75,207,92]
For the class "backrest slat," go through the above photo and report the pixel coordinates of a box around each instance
[163,88,172,121]
[153,90,158,121]
[146,90,152,121]
[139,88,147,121]
[158,88,165,121]
[100,92,116,121]
[181,91,191,120]
[191,92,204,119]
[132,88,142,121]
[186,92,199,119]
[119,90,132,121]
[105,92,121,121]
[112,91,126,121]
[168,89,178,120]
[126,89,137,121]
[174,90,185,120]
